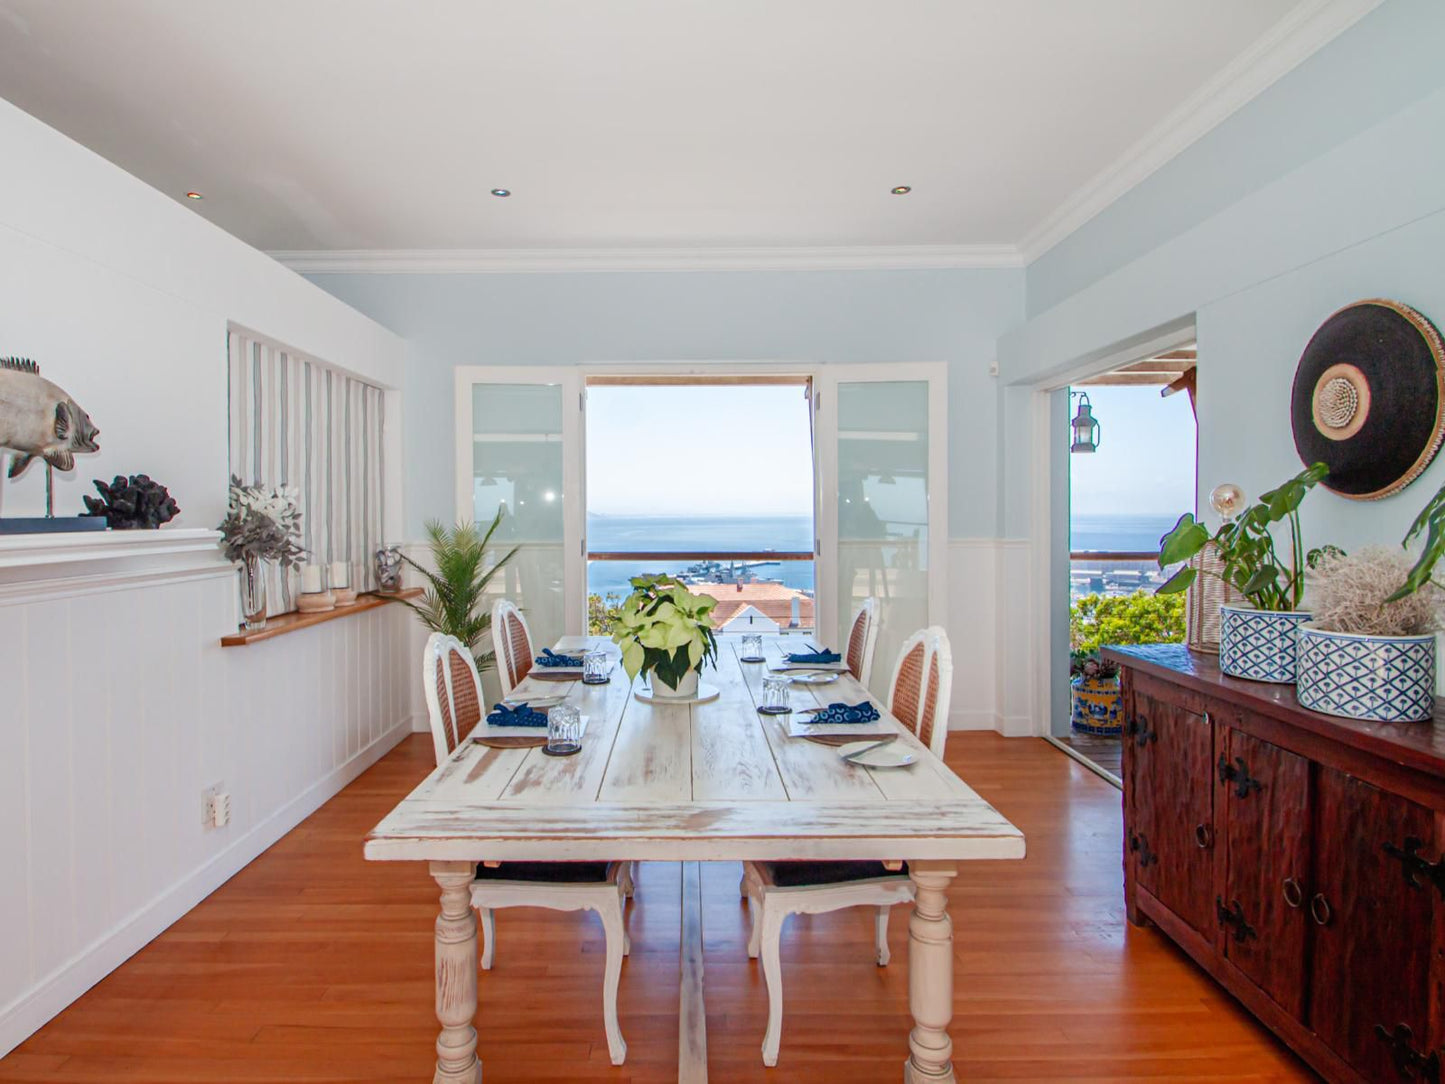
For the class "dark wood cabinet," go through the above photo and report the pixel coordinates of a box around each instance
[1108,644,1445,1084]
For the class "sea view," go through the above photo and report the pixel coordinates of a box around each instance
[584,512,1181,598]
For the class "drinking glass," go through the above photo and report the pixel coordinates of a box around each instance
[739,633,765,663]
[582,649,611,684]
[759,674,792,715]
[545,703,583,756]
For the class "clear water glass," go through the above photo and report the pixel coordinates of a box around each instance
[740,633,764,662]
[582,649,611,684]
[546,703,583,755]
[760,673,792,715]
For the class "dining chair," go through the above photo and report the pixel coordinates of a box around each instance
[490,598,533,699]
[421,631,632,1065]
[844,596,880,688]
[741,625,955,1066]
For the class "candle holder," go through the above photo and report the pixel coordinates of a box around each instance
[297,561,336,613]
[330,560,357,606]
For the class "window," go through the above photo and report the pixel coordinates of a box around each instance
[227,326,385,614]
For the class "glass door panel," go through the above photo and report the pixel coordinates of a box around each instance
[459,370,583,663]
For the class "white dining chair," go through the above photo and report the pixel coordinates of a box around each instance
[490,598,534,699]
[844,596,880,688]
[741,626,955,1067]
[421,631,632,1065]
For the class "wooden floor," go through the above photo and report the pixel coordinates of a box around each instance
[0,733,1314,1083]
[1056,730,1123,777]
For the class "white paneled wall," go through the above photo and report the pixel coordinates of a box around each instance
[0,564,415,1055]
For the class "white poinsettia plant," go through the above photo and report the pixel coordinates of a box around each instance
[610,575,719,687]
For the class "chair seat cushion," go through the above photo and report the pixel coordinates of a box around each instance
[473,861,612,883]
[763,860,908,887]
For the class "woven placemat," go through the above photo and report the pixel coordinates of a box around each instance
[803,733,894,747]
[527,671,581,683]
[471,735,548,749]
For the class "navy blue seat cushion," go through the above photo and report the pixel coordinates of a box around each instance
[764,860,908,887]
[473,861,612,883]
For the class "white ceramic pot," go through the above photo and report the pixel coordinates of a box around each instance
[1219,604,1313,684]
[1296,626,1436,723]
[649,667,700,699]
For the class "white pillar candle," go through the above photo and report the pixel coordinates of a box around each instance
[329,561,350,589]
[301,564,324,594]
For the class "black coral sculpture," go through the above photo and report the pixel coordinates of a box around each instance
[83,474,180,529]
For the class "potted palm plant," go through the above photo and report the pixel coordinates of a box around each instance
[396,509,517,667]
[1156,462,1328,682]
[611,574,718,698]
[1297,547,1439,723]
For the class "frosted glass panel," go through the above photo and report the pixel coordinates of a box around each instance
[471,382,565,651]
[836,380,930,696]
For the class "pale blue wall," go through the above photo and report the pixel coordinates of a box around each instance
[306,269,1025,540]
[1026,0,1445,318]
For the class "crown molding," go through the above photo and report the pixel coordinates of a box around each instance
[1016,0,1385,264]
[269,244,1025,275]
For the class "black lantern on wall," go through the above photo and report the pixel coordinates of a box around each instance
[1070,392,1100,453]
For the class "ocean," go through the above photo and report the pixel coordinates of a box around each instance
[584,512,1177,597]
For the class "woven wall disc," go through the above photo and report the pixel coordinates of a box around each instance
[1290,299,1445,500]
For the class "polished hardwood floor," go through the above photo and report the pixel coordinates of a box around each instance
[0,733,1313,1082]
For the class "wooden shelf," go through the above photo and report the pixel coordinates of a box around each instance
[220,589,422,647]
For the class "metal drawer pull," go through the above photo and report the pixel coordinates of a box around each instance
[1309,892,1332,926]
[1282,878,1304,909]
[1194,823,1213,849]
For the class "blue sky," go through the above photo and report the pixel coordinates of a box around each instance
[585,381,1196,520]
[1068,384,1197,518]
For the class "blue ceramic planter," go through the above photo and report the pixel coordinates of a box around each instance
[1296,627,1436,723]
[1219,605,1312,684]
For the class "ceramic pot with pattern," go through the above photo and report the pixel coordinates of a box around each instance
[1070,674,1123,735]
[1296,626,1436,723]
[1219,604,1313,684]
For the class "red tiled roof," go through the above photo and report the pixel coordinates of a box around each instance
[687,582,815,629]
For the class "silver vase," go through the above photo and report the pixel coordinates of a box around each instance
[240,553,268,631]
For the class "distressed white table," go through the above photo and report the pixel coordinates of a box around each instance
[365,635,1025,1082]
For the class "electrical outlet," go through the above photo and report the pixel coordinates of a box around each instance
[202,782,225,829]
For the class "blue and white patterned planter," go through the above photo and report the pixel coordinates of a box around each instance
[1219,605,1313,684]
[1297,627,1436,723]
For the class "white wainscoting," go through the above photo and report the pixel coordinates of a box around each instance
[0,553,416,1057]
[946,537,1035,736]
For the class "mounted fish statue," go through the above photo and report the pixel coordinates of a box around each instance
[0,357,100,478]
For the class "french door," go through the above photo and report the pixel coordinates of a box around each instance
[457,363,948,692]
[455,367,586,646]
[813,364,948,697]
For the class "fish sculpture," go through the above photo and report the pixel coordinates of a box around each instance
[0,357,100,478]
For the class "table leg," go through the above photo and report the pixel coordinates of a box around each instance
[904,861,958,1083]
[431,861,481,1084]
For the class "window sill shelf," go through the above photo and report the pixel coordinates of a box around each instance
[220,588,422,647]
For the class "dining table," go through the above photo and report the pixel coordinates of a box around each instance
[364,633,1026,1082]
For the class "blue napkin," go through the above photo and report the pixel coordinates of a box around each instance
[485,702,549,727]
[805,701,881,724]
[785,649,841,665]
[535,648,583,668]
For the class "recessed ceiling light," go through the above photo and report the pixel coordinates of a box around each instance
[891,185,912,195]
[490,188,511,198]
[185,191,204,200]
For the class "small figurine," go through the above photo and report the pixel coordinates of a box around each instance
[0,357,100,477]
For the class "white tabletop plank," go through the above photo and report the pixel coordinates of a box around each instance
[500,672,632,805]
[690,691,789,802]
[597,692,694,803]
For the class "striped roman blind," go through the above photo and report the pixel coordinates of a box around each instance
[227,327,386,614]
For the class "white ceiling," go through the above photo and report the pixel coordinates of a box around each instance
[0,0,1368,263]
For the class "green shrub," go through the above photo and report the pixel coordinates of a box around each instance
[588,591,625,635]
[1070,590,1184,654]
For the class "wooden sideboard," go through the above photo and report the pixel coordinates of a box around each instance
[1103,644,1445,1084]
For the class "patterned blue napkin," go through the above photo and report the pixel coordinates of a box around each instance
[805,701,881,724]
[535,648,583,668]
[785,649,841,664]
[486,702,549,727]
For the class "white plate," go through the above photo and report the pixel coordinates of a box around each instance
[837,741,917,769]
[788,671,841,685]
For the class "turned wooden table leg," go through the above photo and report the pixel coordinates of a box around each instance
[431,861,481,1084]
[904,861,958,1083]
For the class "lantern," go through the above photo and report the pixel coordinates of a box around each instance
[1070,393,1100,453]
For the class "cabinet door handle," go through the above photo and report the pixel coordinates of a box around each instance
[1194,823,1213,849]
[1282,878,1304,909]
[1374,1022,1441,1083]
[1309,892,1332,927]
[1129,715,1156,746]
[1383,836,1445,900]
